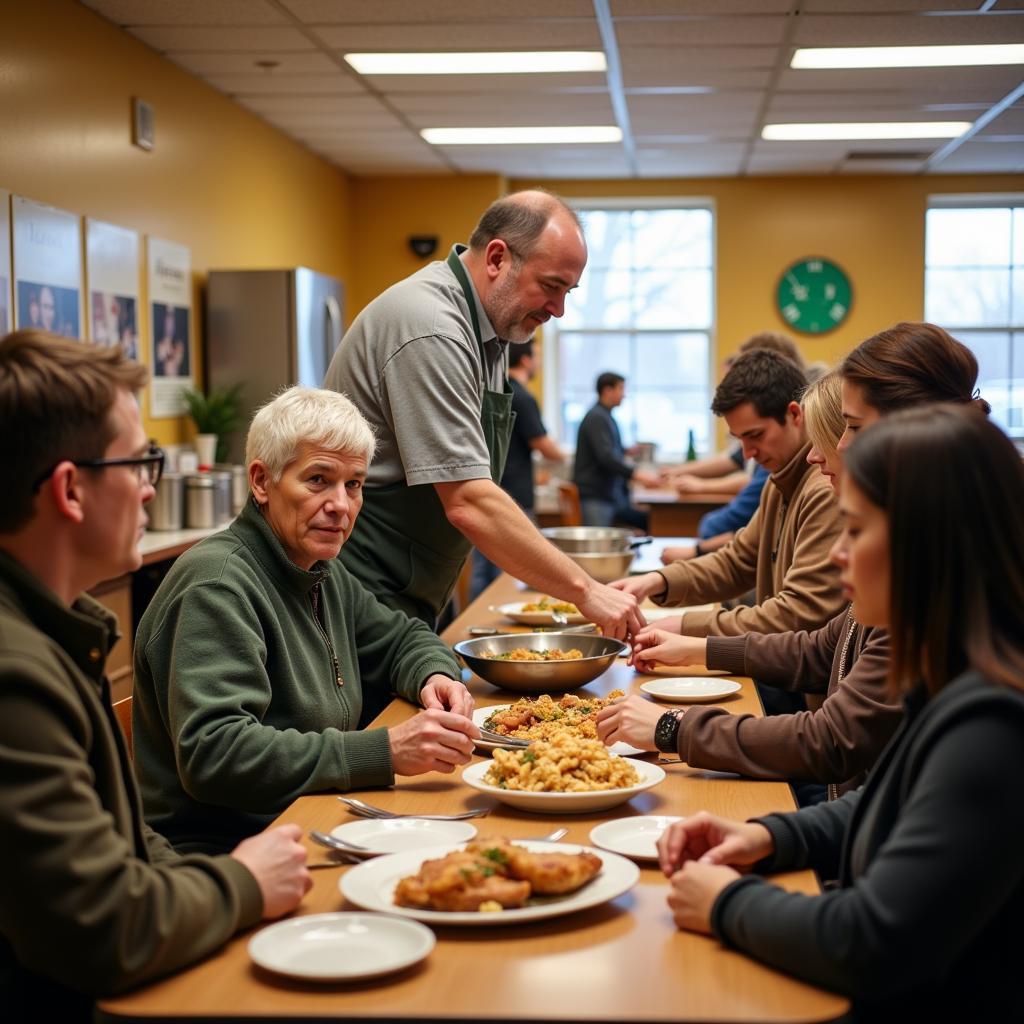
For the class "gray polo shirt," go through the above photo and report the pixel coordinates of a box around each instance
[325,247,508,488]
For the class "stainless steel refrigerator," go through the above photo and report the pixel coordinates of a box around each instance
[206,268,344,462]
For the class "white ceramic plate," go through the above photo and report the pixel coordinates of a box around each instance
[589,815,683,861]
[248,912,434,980]
[340,841,639,926]
[330,818,477,856]
[472,704,643,757]
[492,601,589,626]
[640,677,742,703]
[461,757,665,814]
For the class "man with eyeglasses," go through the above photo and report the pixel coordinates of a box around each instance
[324,190,644,724]
[0,330,311,1022]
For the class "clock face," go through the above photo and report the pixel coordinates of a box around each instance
[776,258,852,335]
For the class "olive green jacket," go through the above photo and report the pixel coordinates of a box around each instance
[133,499,463,853]
[0,550,262,1023]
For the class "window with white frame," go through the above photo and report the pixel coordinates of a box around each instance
[545,202,714,460]
[925,198,1024,437]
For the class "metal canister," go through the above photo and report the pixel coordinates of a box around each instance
[210,470,234,524]
[147,472,184,531]
[184,474,217,529]
[216,463,249,515]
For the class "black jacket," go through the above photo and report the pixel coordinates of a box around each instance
[713,670,1024,1020]
[573,402,632,503]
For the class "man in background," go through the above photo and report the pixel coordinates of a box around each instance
[0,330,310,1021]
[470,339,564,598]
[573,371,661,530]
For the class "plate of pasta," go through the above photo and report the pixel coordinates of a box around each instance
[462,735,665,813]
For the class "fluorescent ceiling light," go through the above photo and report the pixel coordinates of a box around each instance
[762,122,971,141]
[791,44,1024,69]
[421,126,622,146]
[345,52,607,75]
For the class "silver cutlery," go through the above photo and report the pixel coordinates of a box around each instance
[477,728,531,748]
[528,828,568,842]
[337,796,490,821]
[309,829,368,852]
[467,624,597,637]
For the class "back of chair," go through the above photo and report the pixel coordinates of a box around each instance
[558,481,582,527]
[112,694,133,761]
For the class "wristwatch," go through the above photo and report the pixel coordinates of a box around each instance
[654,709,685,753]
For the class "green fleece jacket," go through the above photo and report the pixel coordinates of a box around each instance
[0,550,261,1023]
[133,498,462,853]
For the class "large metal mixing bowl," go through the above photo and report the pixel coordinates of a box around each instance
[564,549,636,583]
[453,633,626,693]
[541,526,647,553]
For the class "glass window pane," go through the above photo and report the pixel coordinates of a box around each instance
[1013,267,1024,324]
[633,391,711,457]
[924,268,1011,326]
[926,208,1012,267]
[1014,208,1024,266]
[558,332,631,392]
[577,210,631,271]
[632,209,712,269]
[634,269,712,329]
[1011,333,1024,432]
[633,332,709,389]
[561,269,632,330]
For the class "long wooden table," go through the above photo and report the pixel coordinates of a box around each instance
[632,484,736,536]
[97,576,848,1023]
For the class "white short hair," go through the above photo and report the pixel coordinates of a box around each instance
[245,386,375,480]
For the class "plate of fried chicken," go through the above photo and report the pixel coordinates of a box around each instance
[339,837,639,926]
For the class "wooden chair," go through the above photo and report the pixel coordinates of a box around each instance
[557,481,582,526]
[112,694,133,761]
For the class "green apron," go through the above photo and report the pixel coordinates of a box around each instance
[339,246,515,628]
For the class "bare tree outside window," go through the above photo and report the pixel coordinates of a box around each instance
[549,205,714,459]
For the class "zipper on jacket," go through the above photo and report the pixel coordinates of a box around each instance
[770,499,789,564]
[310,582,343,687]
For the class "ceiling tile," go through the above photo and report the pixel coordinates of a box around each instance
[623,67,773,90]
[629,93,761,134]
[234,94,381,115]
[364,73,609,95]
[280,0,595,22]
[310,21,602,50]
[612,0,792,12]
[974,105,1024,135]
[205,74,363,96]
[168,51,339,74]
[776,66,1024,95]
[930,141,1024,172]
[620,45,776,77]
[128,25,314,51]
[615,15,788,46]
[793,12,1024,46]
[80,0,287,25]
[769,90,1003,112]
[803,0,991,11]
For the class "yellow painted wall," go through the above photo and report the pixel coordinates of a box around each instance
[1,0,352,445]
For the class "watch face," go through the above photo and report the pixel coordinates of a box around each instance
[776,257,852,335]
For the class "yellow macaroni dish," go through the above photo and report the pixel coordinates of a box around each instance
[490,648,584,661]
[520,596,579,615]
[483,691,626,742]
[484,733,640,793]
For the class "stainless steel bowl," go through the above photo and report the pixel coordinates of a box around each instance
[541,526,637,553]
[564,549,636,583]
[453,633,626,693]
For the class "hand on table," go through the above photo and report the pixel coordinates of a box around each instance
[666,862,743,935]
[595,694,661,751]
[632,629,706,670]
[230,823,312,919]
[421,674,474,718]
[388,708,479,776]
[576,581,646,641]
[656,812,774,876]
[633,470,663,488]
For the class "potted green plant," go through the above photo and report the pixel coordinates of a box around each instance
[182,384,243,466]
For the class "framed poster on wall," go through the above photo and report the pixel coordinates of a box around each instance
[11,195,82,339]
[86,219,140,360]
[147,236,193,418]
[0,190,10,336]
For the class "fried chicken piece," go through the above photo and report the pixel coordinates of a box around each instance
[428,874,530,912]
[394,845,530,911]
[506,848,603,895]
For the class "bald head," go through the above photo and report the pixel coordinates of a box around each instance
[469,189,584,261]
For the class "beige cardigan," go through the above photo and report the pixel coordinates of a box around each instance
[654,442,844,636]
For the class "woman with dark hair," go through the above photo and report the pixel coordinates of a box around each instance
[653,404,1024,1020]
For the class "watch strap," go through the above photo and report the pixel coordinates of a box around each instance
[654,709,684,753]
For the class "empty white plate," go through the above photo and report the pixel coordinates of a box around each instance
[330,817,477,856]
[248,912,434,980]
[590,816,683,861]
[640,677,742,703]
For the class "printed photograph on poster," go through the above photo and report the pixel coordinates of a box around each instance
[147,236,193,418]
[91,292,138,358]
[1,189,10,335]
[151,303,190,376]
[86,219,140,358]
[11,195,82,338]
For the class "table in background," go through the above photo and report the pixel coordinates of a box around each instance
[632,484,735,536]
[97,575,848,1024]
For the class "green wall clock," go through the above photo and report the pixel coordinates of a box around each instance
[775,257,852,335]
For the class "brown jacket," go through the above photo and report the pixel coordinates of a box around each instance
[677,607,902,796]
[654,442,843,636]
[0,550,262,1022]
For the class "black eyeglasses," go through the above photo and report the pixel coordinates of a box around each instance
[33,444,166,491]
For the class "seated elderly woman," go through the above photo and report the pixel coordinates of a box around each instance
[132,387,478,853]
